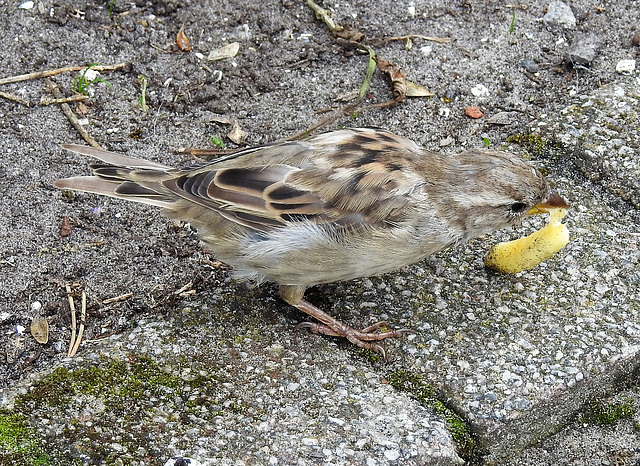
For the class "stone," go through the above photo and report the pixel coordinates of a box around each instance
[543,2,576,29]
[565,34,602,66]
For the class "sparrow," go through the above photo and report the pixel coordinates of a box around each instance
[54,128,567,357]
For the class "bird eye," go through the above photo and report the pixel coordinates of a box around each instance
[510,202,528,213]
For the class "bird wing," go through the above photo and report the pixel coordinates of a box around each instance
[159,128,427,232]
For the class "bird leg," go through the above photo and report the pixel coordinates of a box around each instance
[279,285,411,358]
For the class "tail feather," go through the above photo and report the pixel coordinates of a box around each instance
[54,175,175,209]
[56,145,177,209]
[60,144,170,170]
[114,181,171,201]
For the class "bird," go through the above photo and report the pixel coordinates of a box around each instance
[54,127,568,357]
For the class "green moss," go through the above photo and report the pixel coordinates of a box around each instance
[15,356,183,413]
[13,354,241,419]
[580,399,635,425]
[0,412,50,465]
[356,347,383,363]
[507,133,544,150]
[8,355,246,462]
[387,370,478,459]
[506,133,560,168]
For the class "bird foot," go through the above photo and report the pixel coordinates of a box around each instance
[292,299,412,359]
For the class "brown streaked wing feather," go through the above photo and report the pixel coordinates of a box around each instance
[161,140,424,231]
[162,164,332,231]
[284,161,423,224]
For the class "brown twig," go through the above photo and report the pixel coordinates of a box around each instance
[102,292,133,304]
[68,290,86,357]
[175,147,237,159]
[0,90,31,106]
[379,34,452,45]
[175,282,195,297]
[66,284,77,357]
[306,0,343,34]
[285,102,361,141]
[0,62,129,86]
[40,94,89,106]
[46,79,102,148]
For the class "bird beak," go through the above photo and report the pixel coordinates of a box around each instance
[528,192,569,215]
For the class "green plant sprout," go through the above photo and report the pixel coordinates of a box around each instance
[108,0,117,16]
[210,136,225,148]
[483,137,491,147]
[358,46,376,100]
[137,74,149,113]
[509,12,516,34]
[73,63,112,94]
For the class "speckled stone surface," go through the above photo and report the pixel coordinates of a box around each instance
[1,0,639,464]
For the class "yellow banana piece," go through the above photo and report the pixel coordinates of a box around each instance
[484,208,569,274]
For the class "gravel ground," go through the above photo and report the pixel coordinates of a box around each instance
[1,0,639,464]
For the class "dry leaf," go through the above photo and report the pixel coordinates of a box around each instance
[207,115,232,125]
[76,102,89,115]
[30,317,49,344]
[208,42,240,61]
[227,120,246,145]
[60,215,72,237]
[336,26,365,42]
[375,56,407,101]
[405,81,435,97]
[176,26,191,51]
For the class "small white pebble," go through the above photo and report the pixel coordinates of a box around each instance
[457,360,471,370]
[355,438,369,448]
[19,1,34,8]
[471,84,490,96]
[615,59,636,75]
[384,449,401,461]
[420,45,432,56]
[30,301,42,312]
[438,107,451,118]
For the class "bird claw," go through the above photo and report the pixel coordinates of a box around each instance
[295,318,411,360]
